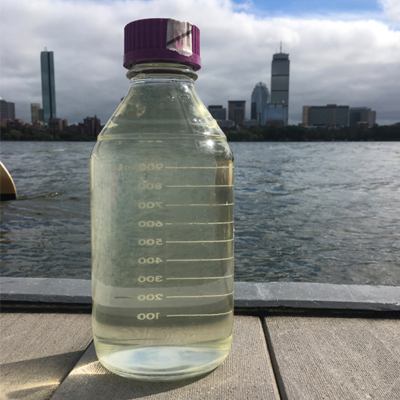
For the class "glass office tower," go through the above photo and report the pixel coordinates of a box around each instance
[270,50,290,125]
[251,82,269,126]
[41,50,56,124]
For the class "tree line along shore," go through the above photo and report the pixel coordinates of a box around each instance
[1,124,399,142]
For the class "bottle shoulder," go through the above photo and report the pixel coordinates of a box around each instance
[98,79,226,140]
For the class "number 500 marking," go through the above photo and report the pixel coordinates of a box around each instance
[138,239,163,246]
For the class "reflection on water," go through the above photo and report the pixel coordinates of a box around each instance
[1,142,92,279]
[1,141,399,285]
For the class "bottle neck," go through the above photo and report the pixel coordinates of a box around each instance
[126,62,198,81]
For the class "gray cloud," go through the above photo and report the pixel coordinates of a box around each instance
[1,0,399,126]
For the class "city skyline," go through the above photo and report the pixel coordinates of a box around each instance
[1,0,399,126]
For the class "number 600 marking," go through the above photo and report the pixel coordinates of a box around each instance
[138,221,163,227]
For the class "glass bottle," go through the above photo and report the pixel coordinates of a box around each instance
[90,18,234,381]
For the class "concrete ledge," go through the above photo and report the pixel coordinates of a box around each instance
[1,277,399,313]
[234,281,400,312]
[0,277,92,304]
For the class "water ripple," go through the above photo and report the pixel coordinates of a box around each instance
[1,141,400,285]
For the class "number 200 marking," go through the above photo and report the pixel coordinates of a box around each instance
[138,294,163,301]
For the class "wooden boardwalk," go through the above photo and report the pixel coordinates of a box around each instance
[1,279,399,399]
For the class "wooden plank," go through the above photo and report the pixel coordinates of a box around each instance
[0,313,92,400]
[51,316,280,400]
[264,316,400,400]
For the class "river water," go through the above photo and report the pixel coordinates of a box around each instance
[1,141,399,285]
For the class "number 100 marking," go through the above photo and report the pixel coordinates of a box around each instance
[137,313,160,320]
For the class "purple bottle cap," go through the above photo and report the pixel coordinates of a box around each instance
[124,18,201,71]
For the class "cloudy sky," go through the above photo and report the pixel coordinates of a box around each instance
[1,0,399,126]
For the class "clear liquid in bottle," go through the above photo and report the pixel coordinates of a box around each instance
[91,18,234,381]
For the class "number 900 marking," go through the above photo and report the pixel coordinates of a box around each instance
[138,164,163,171]
[138,257,163,264]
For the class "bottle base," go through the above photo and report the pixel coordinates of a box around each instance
[98,346,229,381]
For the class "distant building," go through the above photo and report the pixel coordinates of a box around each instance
[208,105,226,120]
[38,108,44,123]
[304,104,349,127]
[228,101,246,126]
[302,106,310,126]
[242,119,258,129]
[0,99,15,120]
[48,118,66,137]
[216,120,235,131]
[265,103,287,127]
[266,119,285,127]
[251,82,269,126]
[349,107,376,127]
[4,119,24,129]
[41,49,57,124]
[30,103,42,124]
[84,116,102,137]
[270,47,290,125]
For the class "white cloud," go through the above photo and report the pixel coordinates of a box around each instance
[380,0,400,22]
[1,0,399,126]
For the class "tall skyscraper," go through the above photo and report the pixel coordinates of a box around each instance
[41,49,56,124]
[270,45,290,125]
[251,82,269,126]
